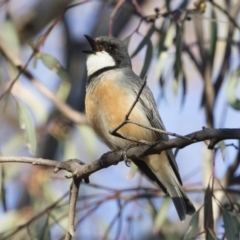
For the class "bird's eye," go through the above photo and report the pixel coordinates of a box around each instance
[108,45,116,52]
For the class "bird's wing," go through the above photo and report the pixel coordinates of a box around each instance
[126,71,182,185]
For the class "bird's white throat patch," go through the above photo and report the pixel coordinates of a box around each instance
[86,51,116,76]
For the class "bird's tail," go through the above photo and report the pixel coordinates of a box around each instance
[143,153,195,221]
[166,178,195,220]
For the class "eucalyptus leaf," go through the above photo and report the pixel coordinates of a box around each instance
[217,141,225,161]
[184,209,200,240]
[17,102,37,155]
[174,23,183,83]
[153,198,170,234]
[181,69,187,106]
[0,15,20,55]
[222,208,239,240]
[123,34,132,49]
[126,162,138,179]
[157,19,170,56]
[131,24,155,58]
[36,53,69,82]
[140,40,153,79]
[39,216,52,240]
[226,67,240,110]
[209,8,217,71]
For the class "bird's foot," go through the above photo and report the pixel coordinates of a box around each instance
[121,145,133,167]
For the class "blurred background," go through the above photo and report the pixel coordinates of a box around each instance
[0,0,239,239]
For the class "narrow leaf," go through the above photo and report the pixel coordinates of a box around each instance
[217,141,225,161]
[184,209,200,240]
[226,67,240,110]
[0,15,20,55]
[222,208,239,240]
[131,24,155,58]
[140,40,153,79]
[123,34,131,49]
[181,68,187,106]
[126,162,138,179]
[209,7,217,71]
[39,216,52,240]
[157,19,170,55]
[17,102,37,155]
[153,198,170,234]
[178,0,189,9]
[0,165,7,212]
[207,229,218,240]
[36,53,69,82]
[174,23,183,83]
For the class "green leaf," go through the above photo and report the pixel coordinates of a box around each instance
[184,209,200,240]
[153,198,170,234]
[178,0,189,9]
[36,53,69,82]
[226,67,240,110]
[209,7,217,71]
[17,102,37,155]
[0,164,7,212]
[123,34,132,49]
[181,68,187,106]
[0,15,20,55]
[56,80,70,102]
[1,15,20,83]
[207,229,218,240]
[39,216,52,240]
[140,39,153,79]
[222,208,239,240]
[146,198,157,219]
[131,24,155,58]
[157,19,170,56]
[217,141,225,161]
[174,23,183,83]
[126,162,138,179]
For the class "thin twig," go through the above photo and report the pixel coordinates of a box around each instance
[0,38,88,125]
[125,119,192,140]
[1,191,69,239]
[65,177,82,240]
[0,14,63,100]
[210,0,240,31]
[101,200,125,240]
[110,131,152,145]
[110,77,147,136]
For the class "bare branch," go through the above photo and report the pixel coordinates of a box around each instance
[65,177,82,240]
[0,38,88,125]
[0,128,239,180]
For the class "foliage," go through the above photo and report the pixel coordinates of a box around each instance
[0,0,240,239]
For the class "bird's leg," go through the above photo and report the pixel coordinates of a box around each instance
[121,145,134,167]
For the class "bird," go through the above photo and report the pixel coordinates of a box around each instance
[83,35,195,221]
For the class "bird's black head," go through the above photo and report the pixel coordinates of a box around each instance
[83,35,132,76]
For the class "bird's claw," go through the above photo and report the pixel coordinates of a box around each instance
[121,148,131,167]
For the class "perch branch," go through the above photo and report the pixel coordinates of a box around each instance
[0,128,239,180]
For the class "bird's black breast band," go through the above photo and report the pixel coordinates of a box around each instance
[87,66,118,85]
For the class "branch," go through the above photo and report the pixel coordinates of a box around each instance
[0,37,88,125]
[0,128,240,180]
[110,77,147,136]
[65,177,82,240]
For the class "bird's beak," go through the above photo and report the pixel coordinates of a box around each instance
[82,35,101,54]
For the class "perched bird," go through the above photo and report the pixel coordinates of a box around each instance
[83,35,195,220]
